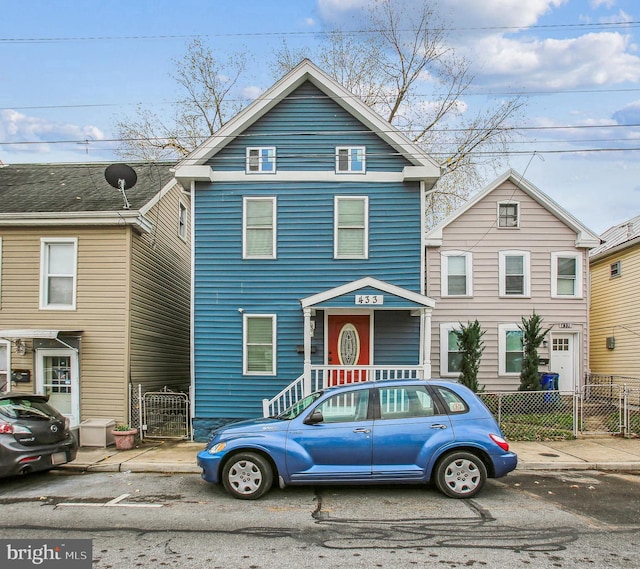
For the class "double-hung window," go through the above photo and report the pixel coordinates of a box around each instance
[178,200,188,241]
[440,324,462,377]
[246,147,276,173]
[40,238,77,310]
[336,147,365,173]
[441,251,472,296]
[335,196,368,259]
[610,261,621,278]
[499,324,523,376]
[551,252,581,297]
[499,251,530,297]
[243,314,276,375]
[243,197,276,259]
[498,202,519,228]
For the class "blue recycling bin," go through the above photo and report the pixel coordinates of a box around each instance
[540,372,559,403]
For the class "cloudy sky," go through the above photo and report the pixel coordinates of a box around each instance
[1,0,639,234]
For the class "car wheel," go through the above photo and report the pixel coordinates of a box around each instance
[434,451,487,499]
[222,452,273,500]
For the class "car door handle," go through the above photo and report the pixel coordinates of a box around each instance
[430,424,448,430]
[353,428,371,434]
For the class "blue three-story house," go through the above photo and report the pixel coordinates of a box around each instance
[175,60,441,440]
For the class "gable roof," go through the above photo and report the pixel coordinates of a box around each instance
[174,59,440,184]
[0,162,178,231]
[590,214,640,260]
[425,169,601,249]
[300,277,435,309]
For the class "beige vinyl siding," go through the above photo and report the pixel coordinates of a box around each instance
[428,181,590,391]
[590,244,640,377]
[0,226,129,421]
[129,183,191,393]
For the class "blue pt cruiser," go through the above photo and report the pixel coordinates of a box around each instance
[197,379,517,500]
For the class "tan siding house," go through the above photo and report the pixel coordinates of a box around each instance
[0,163,190,434]
[589,215,640,378]
[425,170,600,392]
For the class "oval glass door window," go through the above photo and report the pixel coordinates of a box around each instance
[337,323,360,365]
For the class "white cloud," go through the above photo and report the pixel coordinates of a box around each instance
[0,109,105,143]
[240,86,265,100]
[444,0,568,31]
[0,109,108,161]
[473,32,640,89]
[591,0,616,8]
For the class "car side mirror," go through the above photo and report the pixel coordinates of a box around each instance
[304,410,324,425]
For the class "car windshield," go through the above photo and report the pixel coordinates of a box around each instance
[0,398,58,421]
[275,391,324,420]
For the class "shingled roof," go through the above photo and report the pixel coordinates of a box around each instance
[0,162,175,214]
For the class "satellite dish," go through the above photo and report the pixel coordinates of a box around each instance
[105,164,137,209]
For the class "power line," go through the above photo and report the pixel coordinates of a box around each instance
[1,19,639,43]
[4,84,640,113]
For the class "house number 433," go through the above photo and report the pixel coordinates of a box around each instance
[355,295,384,305]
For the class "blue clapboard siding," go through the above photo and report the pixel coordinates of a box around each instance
[193,180,422,421]
[193,80,424,432]
[208,82,412,172]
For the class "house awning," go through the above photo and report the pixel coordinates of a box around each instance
[0,330,82,351]
[0,330,70,340]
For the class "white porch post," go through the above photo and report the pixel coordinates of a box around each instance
[420,308,432,378]
[303,307,312,395]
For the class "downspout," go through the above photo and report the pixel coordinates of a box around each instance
[189,180,196,438]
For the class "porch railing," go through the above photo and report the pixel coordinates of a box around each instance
[262,366,425,417]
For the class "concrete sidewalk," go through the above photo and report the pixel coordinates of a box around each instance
[59,436,640,475]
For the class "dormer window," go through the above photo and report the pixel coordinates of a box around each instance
[246,147,276,173]
[336,147,365,173]
[498,202,519,228]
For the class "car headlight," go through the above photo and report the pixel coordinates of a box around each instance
[208,442,227,454]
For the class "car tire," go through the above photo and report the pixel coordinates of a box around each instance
[434,451,487,499]
[222,452,273,500]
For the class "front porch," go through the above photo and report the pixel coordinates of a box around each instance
[262,277,437,417]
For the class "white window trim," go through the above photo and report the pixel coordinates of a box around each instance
[334,196,369,259]
[610,260,622,278]
[499,250,530,297]
[439,323,462,378]
[441,251,473,297]
[498,323,522,377]
[243,314,277,376]
[551,251,582,298]
[178,199,188,242]
[335,146,366,174]
[39,237,78,310]
[246,146,276,174]
[497,201,520,228]
[243,196,277,260]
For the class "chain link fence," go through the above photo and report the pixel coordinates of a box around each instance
[128,375,638,443]
[480,391,577,441]
[479,374,640,441]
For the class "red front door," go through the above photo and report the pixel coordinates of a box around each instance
[327,315,370,386]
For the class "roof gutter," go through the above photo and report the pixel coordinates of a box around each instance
[590,235,640,263]
[0,211,153,233]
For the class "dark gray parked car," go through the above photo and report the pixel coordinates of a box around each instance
[0,394,77,476]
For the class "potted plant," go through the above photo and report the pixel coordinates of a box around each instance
[112,424,138,450]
